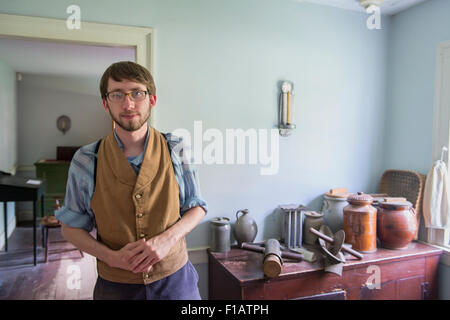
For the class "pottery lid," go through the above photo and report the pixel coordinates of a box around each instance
[211,217,230,225]
[379,201,413,209]
[347,192,373,205]
[324,192,351,199]
[325,187,351,199]
[304,211,323,218]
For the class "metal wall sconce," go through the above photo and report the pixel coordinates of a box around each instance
[278,81,296,137]
[56,115,71,134]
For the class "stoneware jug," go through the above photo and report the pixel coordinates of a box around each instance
[234,209,258,246]
[377,201,417,249]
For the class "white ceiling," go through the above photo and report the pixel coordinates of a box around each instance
[0,37,135,77]
[298,0,429,15]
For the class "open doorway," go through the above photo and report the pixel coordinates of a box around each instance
[0,13,153,253]
[0,37,135,222]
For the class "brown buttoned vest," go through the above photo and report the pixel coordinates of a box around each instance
[90,127,188,284]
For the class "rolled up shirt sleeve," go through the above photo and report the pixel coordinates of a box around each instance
[165,134,208,216]
[180,163,208,215]
[55,206,95,232]
[55,147,97,232]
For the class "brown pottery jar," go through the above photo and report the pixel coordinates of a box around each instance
[343,192,377,253]
[377,201,417,249]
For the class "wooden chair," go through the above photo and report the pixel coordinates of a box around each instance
[40,201,83,262]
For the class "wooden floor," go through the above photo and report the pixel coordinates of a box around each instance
[0,221,97,300]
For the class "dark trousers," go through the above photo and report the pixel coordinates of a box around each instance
[93,261,201,300]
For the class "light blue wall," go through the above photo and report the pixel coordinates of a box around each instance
[1,0,449,301]
[384,0,450,300]
[0,59,17,247]
[0,0,390,248]
[154,0,390,247]
[0,59,17,172]
[384,0,450,174]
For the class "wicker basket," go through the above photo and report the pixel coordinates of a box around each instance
[378,170,427,240]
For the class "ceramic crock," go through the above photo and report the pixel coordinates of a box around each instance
[343,192,377,253]
[322,192,349,233]
[377,201,417,249]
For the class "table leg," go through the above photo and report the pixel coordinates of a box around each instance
[3,202,7,252]
[41,195,45,248]
[33,200,37,266]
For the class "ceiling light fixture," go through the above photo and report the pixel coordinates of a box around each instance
[359,0,384,9]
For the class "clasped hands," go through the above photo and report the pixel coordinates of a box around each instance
[107,235,172,273]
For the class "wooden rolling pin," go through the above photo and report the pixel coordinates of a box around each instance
[308,227,364,260]
[241,242,303,261]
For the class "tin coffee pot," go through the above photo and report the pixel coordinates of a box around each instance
[234,209,258,246]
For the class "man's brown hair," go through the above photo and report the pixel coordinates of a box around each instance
[100,61,156,99]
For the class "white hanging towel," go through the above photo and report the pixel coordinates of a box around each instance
[423,160,450,228]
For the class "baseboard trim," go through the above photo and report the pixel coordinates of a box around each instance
[188,246,209,264]
[16,165,35,172]
[17,209,34,222]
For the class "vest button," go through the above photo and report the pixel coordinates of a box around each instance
[140,233,146,239]
[135,194,142,199]
[137,213,144,218]
[144,274,150,279]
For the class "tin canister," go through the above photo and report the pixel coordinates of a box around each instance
[303,211,324,245]
[210,217,231,253]
[343,192,377,253]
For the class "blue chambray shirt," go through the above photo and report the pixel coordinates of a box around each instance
[55,126,207,232]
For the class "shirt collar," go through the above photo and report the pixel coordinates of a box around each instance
[113,125,150,158]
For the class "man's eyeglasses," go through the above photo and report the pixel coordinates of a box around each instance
[106,90,149,103]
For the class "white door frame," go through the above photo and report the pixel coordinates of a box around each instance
[0,13,155,125]
[429,40,450,247]
[432,40,450,165]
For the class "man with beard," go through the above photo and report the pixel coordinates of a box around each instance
[55,61,207,300]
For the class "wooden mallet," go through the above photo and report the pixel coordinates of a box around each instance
[241,239,287,278]
[263,239,283,278]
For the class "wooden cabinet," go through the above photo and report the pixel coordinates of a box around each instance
[208,242,442,300]
[34,160,70,216]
